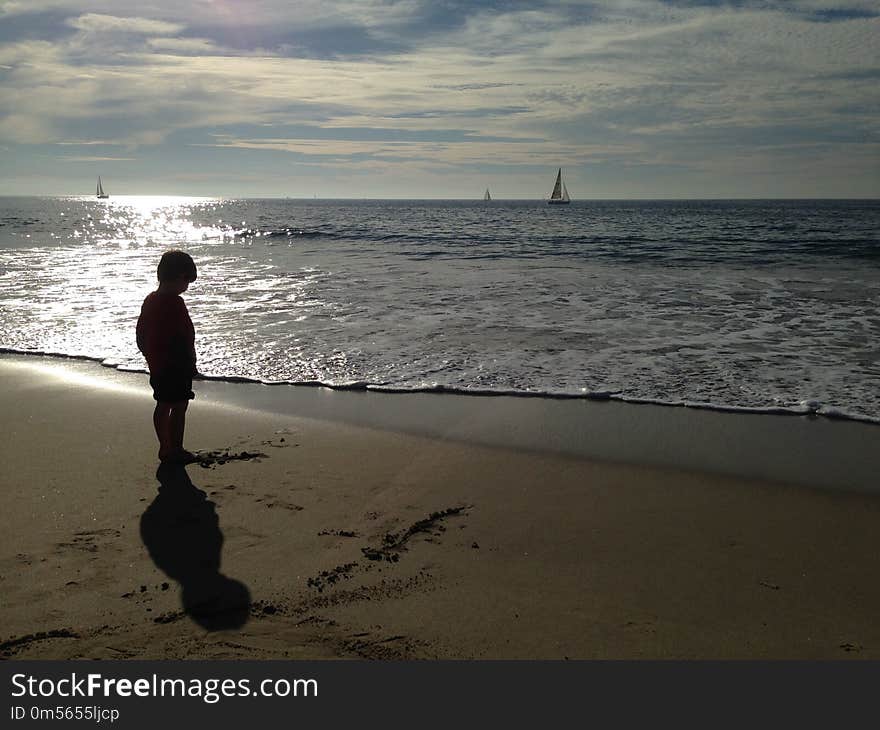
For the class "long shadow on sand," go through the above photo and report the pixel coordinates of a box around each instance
[140,464,250,631]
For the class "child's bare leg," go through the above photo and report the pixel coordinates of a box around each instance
[168,400,192,458]
[154,401,173,459]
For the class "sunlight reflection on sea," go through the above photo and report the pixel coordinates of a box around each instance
[1,197,878,423]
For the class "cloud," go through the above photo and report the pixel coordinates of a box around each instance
[61,155,136,161]
[0,1,25,15]
[56,139,123,145]
[0,112,54,144]
[146,37,219,53]
[0,0,876,195]
[193,131,637,171]
[66,13,183,36]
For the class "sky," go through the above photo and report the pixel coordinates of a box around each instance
[0,0,877,198]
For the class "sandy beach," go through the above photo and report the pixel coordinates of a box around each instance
[2,354,880,660]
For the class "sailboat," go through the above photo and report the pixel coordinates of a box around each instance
[96,176,109,199]
[483,188,492,201]
[547,168,570,205]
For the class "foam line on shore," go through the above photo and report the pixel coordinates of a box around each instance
[2,347,877,427]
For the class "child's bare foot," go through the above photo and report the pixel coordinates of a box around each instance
[160,449,198,464]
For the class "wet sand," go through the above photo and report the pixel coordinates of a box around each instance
[2,355,880,659]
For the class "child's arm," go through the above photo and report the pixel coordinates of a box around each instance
[135,306,147,354]
[179,299,198,376]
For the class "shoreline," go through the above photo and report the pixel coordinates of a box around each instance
[4,346,878,426]
[3,355,880,659]
[2,352,879,493]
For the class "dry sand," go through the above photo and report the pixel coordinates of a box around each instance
[2,355,880,659]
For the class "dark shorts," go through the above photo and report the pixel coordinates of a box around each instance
[150,368,195,403]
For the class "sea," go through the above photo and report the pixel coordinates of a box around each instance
[1,196,878,424]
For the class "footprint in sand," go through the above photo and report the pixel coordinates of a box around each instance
[195,448,267,469]
[56,529,122,553]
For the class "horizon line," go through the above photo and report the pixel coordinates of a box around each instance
[0,194,878,202]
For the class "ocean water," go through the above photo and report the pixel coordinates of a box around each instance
[1,196,878,424]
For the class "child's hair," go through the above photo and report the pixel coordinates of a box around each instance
[157,250,197,283]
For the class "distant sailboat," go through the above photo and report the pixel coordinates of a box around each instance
[483,188,492,201]
[96,176,109,199]
[547,168,570,205]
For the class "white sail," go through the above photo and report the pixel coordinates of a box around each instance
[96,176,108,198]
[548,168,570,204]
[550,170,562,198]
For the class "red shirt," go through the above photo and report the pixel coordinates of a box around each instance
[136,291,196,375]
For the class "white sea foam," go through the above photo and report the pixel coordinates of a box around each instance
[1,197,879,426]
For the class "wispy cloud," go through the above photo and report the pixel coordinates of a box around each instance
[146,37,219,53]
[65,13,184,36]
[61,155,136,161]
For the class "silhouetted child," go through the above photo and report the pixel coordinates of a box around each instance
[136,250,198,464]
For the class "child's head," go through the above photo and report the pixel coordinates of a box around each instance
[157,250,197,289]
